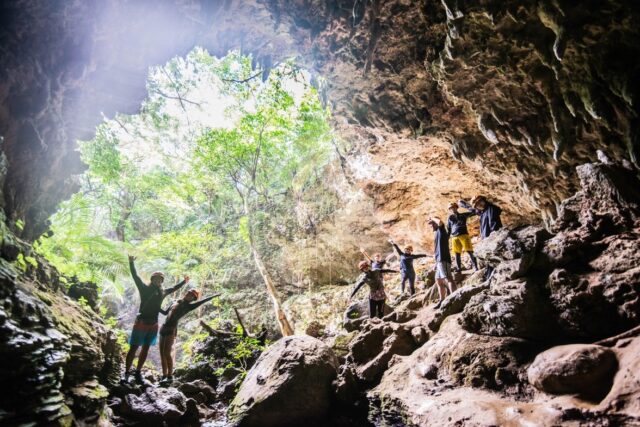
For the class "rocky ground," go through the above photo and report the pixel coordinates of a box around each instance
[225,159,640,427]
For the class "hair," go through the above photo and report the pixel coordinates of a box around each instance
[373,253,382,258]
[404,245,413,252]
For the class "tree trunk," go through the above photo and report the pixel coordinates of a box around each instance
[249,240,294,336]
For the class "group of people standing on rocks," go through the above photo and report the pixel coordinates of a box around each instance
[122,256,215,386]
[121,196,502,381]
[350,195,502,317]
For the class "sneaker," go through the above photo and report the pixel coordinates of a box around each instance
[166,376,174,384]
[434,301,442,309]
[133,370,144,384]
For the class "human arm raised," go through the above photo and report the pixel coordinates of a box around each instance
[458,199,479,215]
[388,239,404,256]
[359,247,372,262]
[128,255,145,293]
[186,294,220,311]
[164,275,190,296]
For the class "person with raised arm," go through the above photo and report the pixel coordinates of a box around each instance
[446,202,479,272]
[428,217,457,308]
[359,247,394,270]
[349,261,398,318]
[388,239,428,296]
[158,289,217,385]
[122,255,188,385]
[458,195,503,281]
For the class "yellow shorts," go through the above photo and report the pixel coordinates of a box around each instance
[451,234,473,254]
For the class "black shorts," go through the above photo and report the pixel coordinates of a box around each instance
[159,325,177,337]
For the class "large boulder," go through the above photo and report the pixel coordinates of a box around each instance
[527,344,618,400]
[228,336,338,427]
[418,315,535,392]
[460,277,556,340]
[121,387,200,426]
[343,298,391,332]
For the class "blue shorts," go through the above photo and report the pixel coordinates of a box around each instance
[129,319,159,346]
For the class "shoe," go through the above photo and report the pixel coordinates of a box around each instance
[133,370,144,384]
[434,301,442,309]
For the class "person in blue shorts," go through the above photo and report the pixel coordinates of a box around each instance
[122,255,188,384]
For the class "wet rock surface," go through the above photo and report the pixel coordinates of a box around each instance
[0,225,121,425]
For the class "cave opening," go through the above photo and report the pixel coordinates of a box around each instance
[36,45,348,350]
[2,1,640,426]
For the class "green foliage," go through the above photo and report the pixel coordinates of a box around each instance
[36,47,337,353]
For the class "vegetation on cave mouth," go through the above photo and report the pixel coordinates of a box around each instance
[35,47,340,354]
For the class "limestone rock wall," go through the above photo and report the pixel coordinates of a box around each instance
[1,0,638,242]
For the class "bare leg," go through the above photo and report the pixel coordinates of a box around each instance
[125,345,139,374]
[136,344,150,371]
[436,279,448,301]
[448,274,458,293]
[159,336,168,377]
[166,335,176,377]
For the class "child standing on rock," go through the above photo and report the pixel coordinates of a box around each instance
[349,261,398,318]
[158,289,217,386]
[428,218,457,308]
[389,239,428,296]
[123,255,188,384]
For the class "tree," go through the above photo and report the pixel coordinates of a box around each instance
[195,64,331,336]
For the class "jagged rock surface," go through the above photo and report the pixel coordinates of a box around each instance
[286,160,638,425]
[228,335,339,427]
[2,1,638,244]
[0,224,121,425]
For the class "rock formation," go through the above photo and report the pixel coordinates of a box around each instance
[331,159,640,425]
[1,1,638,244]
[0,222,121,425]
[229,335,339,427]
[0,1,639,426]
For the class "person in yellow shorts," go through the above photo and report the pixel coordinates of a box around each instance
[446,202,479,272]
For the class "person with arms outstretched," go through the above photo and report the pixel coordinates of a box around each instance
[459,195,503,281]
[389,239,427,295]
[360,247,394,270]
[349,261,398,318]
[122,255,188,384]
[158,289,217,385]
[446,202,479,272]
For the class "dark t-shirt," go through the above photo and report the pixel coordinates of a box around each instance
[350,269,396,299]
[459,201,503,239]
[447,212,474,236]
[392,243,426,273]
[130,260,186,323]
[161,296,214,330]
[434,225,452,263]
